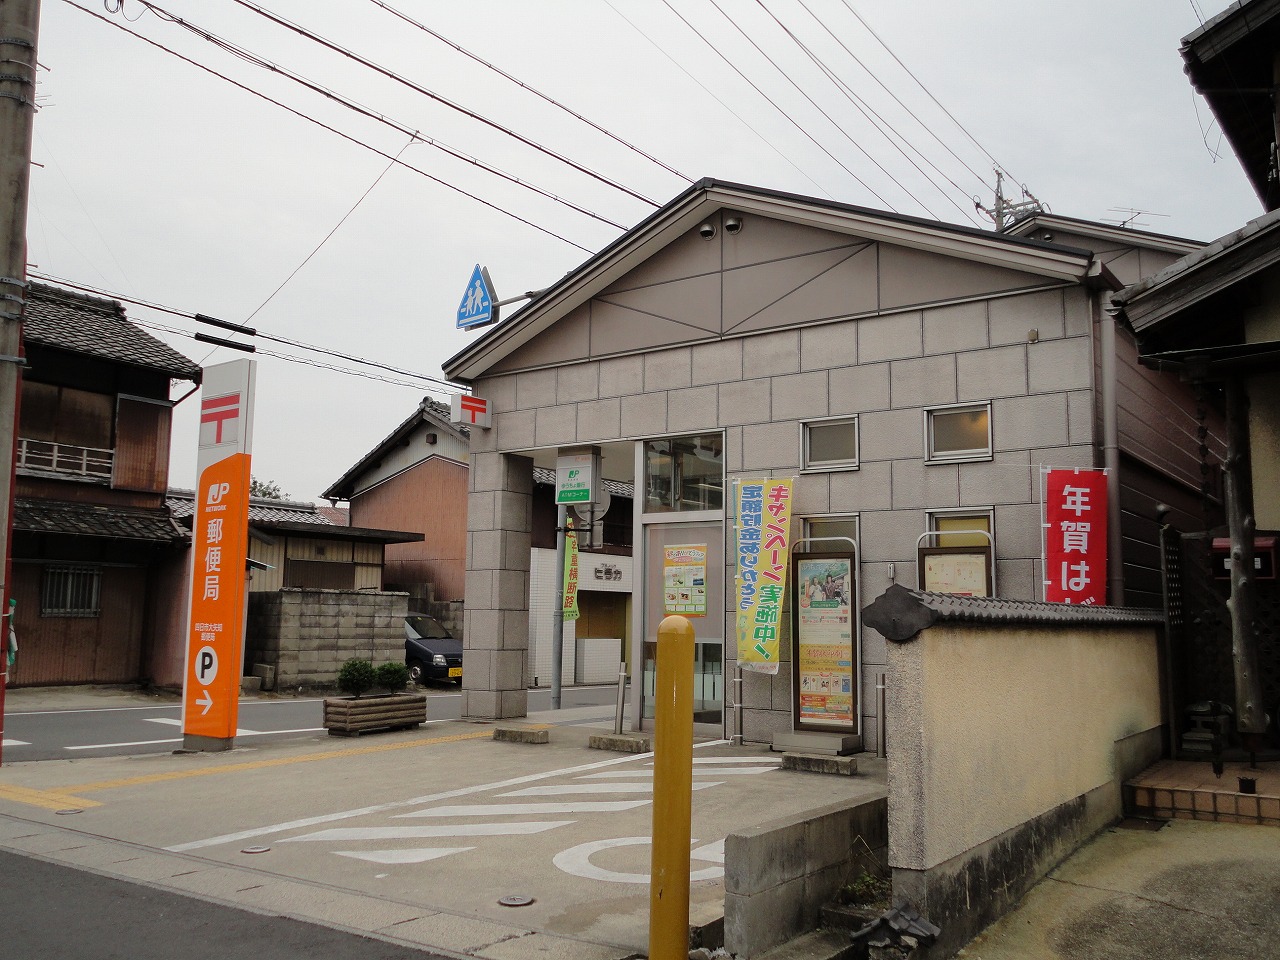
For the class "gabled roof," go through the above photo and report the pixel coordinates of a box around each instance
[14,498,187,543]
[1004,213,1202,256]
[25,283,202,382]
[1112,206,1280,336]
[1181,0,1280,209]
[444,179,1097,383]
[166,489,423,545]
[322,397,468,501]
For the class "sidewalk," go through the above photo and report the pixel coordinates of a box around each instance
[962,817,1280,960]
[0,690,887,959]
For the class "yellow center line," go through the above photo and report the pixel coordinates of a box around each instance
[63,729,493,794]
[0,783,102,811]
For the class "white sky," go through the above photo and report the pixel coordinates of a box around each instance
[29,0,1261,503]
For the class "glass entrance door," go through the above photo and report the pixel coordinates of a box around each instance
[641,521,725,729]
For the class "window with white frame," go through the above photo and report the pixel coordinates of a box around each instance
[803,417,859,471]
[41,565,102,617]
[927,509,994,548]
[803,514,860,552]
[925,402,992,463]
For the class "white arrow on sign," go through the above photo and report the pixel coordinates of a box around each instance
[198,690,214,715]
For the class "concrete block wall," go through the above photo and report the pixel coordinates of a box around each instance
[473,284,1097,741]
[723,794,888,958]
[246,588,409,691]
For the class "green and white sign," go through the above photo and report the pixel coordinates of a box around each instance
[556,452,598,505]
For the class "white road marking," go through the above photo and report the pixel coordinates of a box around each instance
[396,800,649,818]
[689,757,781,764]
[167,739,729,852]
[144,717,321,737]
[66,738,182,750]
[552,837,724,884]
[334,848,472,864]
[692,839,725,864]
[499,781,721,797]
[145,718,181,726]
[10,699,326,717]
[578,767,777,778]
[1,739,30,747]
[282,822,575,842]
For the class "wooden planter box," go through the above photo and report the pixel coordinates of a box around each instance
[323,692,427,737]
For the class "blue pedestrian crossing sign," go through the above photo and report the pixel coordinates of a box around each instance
[457,264,498,329]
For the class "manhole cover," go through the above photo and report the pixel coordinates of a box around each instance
[54,809,82,816]
[498,895,535,907]
[241,845,272,854]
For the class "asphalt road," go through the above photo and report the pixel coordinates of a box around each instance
[2,684,619,761]
[0,849,447,959]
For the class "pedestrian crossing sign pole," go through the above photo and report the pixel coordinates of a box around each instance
[457,264,498,329]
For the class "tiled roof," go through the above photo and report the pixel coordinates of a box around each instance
[14,498,187,543]
[533,467,634,499]
[167,491,333,525]
[25,283,201,381]
[862,584,1165,643]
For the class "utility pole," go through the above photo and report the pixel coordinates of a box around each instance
[0,0,40,765]
[975,168,1045,230]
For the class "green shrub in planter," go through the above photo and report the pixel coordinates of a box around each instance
[375,661,410,692]
[337,658,376,698]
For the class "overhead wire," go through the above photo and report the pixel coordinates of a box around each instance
[789,0,996,198]
[224,0,660,207]
[245,133,415,324]
[659,0,897,210]
[362,0,693,185]
[28,271,465,393]
[838,0,1020,189]
[64,0,596,252]
[130,0,629,232]
[603,0,832,199]
[704,0,942,220]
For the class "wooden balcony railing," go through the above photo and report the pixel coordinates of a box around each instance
[17,438,113,483]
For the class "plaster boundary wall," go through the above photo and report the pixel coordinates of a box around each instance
[866,585,1165,958]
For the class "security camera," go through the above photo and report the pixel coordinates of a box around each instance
[724,216,743,234]
[699,222,716,240]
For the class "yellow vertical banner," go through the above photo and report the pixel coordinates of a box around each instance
[734,478,794,675]
[562,517,580,621]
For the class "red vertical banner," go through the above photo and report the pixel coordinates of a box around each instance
[1043,469,1108,605]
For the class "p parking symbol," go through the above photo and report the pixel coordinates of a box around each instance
[196,645,219,685]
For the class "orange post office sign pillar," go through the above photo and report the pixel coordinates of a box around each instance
[182,359,256,751]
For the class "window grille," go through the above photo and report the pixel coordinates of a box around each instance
[41,565,102,617]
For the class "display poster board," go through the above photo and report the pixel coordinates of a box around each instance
[791,552,857,732]
[918,546,992,597]
[663,543,707,616]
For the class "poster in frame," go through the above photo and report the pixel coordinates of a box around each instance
[790,551,858,733]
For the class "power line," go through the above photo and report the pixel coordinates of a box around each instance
[791,0,995,195]
[65,0,595,252]
[659,0,896,210]
[28,271,464,393]
[363,0,693,185]
[603,0,833,199]
[711,0,952,220]
[131,0,629,232]
[839,0,1017,189]
[246,134,414,324]
[225,0,660,207]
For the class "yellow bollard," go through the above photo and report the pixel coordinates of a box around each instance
[648,614,695,960]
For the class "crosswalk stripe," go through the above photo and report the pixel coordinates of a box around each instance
[396,800,649,818]
[334,847,472,864]
[499,781,720,797]
[579,767,776,778]
[281,821,574,842]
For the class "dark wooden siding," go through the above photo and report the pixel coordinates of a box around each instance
[13,564,147,685]
[113,396,171,493]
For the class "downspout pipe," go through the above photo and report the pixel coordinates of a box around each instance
[1095,264,1125,606]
